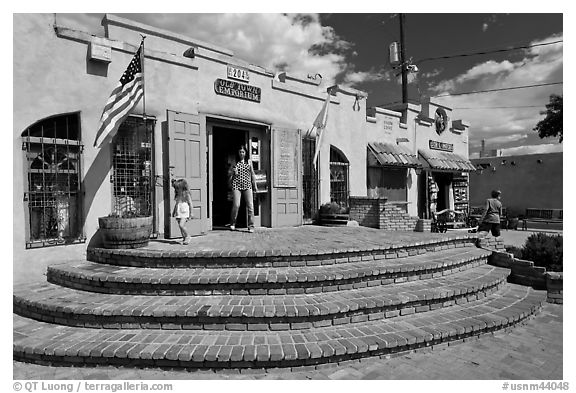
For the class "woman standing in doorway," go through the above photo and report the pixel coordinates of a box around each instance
[227,144,258,232]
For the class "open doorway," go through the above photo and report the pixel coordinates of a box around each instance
[212,126,248,228]
[433,172,452,211]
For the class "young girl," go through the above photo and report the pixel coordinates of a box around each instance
[172,179,194,245]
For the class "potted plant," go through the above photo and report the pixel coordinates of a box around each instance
[319,201,349,226]
[98,195,153,249]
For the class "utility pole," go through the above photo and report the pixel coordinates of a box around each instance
[399,13,408,104]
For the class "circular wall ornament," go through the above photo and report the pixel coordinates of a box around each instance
[435,108,448,134]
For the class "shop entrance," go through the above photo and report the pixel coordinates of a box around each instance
[208,120,271,230]
[433,172,453,212]
[211,126,248,228]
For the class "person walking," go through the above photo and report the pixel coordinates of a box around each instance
[479,189,503,237]
[172,179,194,244]
[227,144,258,232]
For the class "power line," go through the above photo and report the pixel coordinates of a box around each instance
[432,82,562,98]
[415,40,563,64]
[453,105,544,109]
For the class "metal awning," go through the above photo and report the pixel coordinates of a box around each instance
[418,149,477,172]
[367,142,422,168]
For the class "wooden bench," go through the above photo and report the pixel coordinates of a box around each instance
[521,208,563,231]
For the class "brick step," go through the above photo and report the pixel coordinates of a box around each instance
[13,284,546,370]
[86,235,477,268]
[14,265,510,330]
[48,248,492,295]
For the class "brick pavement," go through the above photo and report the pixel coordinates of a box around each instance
[13,226,561,379]
[13,303,562,380]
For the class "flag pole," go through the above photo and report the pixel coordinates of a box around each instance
[139,35,147,123]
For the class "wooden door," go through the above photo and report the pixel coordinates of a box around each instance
[271,127,302,227]
[163,110,207,238]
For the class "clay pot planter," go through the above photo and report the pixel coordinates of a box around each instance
[98,216,153,249]
[319,213,349,226]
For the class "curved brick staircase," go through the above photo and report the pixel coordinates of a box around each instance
[13,228,546,370]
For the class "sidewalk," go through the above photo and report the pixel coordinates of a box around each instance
[499,229,562,248]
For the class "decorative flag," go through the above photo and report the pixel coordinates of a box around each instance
[94,42,144,147]
[311,91,331,169]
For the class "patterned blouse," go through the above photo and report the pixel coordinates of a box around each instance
[231,161,253,191]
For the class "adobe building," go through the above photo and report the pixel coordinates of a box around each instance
[470,152,563,218]
[13,14,475,276]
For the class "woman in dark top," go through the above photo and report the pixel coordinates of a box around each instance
[227,144,259,232]
[479,190,503,237]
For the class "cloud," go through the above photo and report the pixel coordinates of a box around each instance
[481,15,498,32]
[499,143,563,156]
[60,13,354,86]
[343,68,392,85]
[421,68,443,79]
[120,13,352,85]
[429,33,563,154]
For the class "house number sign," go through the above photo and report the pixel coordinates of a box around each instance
[227,65,250,82]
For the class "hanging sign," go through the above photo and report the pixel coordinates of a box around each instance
[214,79,261,103]
[429,140,453,152]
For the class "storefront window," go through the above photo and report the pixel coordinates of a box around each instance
[22,113,84,248]
[111,116,155,217]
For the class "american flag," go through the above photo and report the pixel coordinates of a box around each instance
[94,42,144,147]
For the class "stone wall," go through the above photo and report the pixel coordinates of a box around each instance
[349,197,419,231]
[489,251,562,303]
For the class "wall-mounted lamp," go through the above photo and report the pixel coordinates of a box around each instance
[415,168,423,175]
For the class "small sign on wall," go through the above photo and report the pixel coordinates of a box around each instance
[429,140,454,152]
[382,116,394,135]
[227,65,250,83]
[214,79,261,103]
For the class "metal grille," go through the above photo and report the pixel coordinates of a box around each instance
[22,113,83,248]
[111,116,154,217]
[302,137,319,222]
[330,147,349,209]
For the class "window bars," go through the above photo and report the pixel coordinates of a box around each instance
[22,113,84,248]
[302,137,319,222]
[329,147,350,209]
[111,116,154,217]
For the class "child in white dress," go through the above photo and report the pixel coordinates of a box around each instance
[172,179,194,244]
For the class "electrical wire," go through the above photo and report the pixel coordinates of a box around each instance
[432,82,562,98]
[452,105,545,110]
[415,40,563,64]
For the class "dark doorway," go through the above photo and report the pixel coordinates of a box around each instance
[212,126,248,228]
[433,172,453,212]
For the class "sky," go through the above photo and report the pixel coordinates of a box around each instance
[55,12,564,158]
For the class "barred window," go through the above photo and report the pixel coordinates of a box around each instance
[111,116,155,217]
[22,113,84,248]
